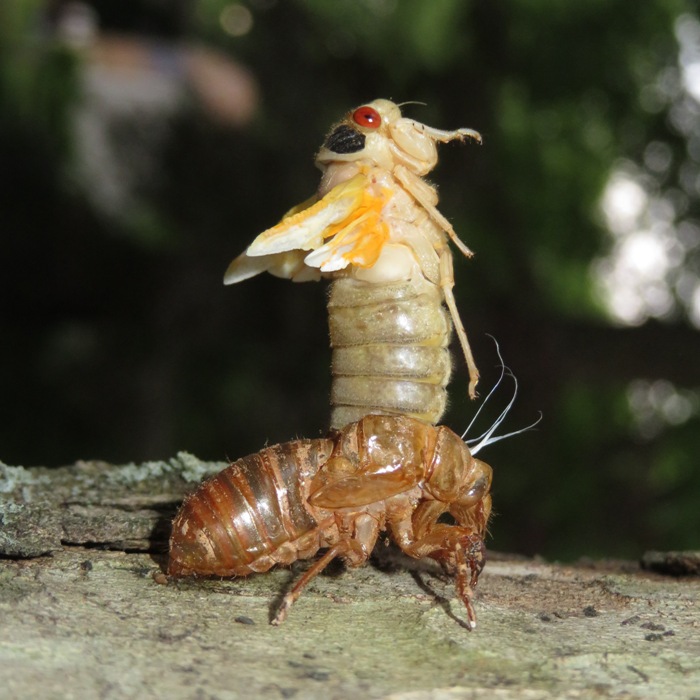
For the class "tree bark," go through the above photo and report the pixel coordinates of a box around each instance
[1,456,699,699]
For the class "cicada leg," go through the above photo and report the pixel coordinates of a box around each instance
[453,535,487,630]
[271,542,349,625]
[271,513,379,625]
[420,125,482,146]
[439,246,479,399]
[388,502,486,629]
[393,165,474,259]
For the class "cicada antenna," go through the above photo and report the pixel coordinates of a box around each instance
[397,100,428,109]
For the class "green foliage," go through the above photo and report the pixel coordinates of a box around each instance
[0,1,79,156]
[299,0,470,78]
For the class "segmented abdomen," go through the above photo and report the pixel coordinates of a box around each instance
[328,274,452,429]
[168,438,334,577]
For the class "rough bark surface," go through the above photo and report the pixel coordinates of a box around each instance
[1,457,699,700]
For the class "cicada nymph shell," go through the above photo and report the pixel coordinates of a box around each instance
[224,99,482,428]
[169,414,492,627]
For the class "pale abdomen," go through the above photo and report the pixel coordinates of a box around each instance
[328,274,452,429]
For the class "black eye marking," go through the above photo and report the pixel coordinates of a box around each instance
[325,125,366,154]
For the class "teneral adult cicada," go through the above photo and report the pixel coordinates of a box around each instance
[168,414,492,627]
[224,99,482,429]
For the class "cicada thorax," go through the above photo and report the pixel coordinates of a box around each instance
[168,437,334,578]
[327,272,452,430]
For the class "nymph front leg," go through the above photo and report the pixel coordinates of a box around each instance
[451,536,486,629]
[387,500,486,628]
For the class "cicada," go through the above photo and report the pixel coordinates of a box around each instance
[224,99,482,429]
[168,414,492,627]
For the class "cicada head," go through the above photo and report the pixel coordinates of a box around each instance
[316,99,398,172]
[316,98,482,177]
[428,430,493,541]
[424,425,493,515]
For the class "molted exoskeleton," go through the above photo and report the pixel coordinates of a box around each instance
[168,414,492,627]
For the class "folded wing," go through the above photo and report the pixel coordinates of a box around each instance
[224,172,391,284]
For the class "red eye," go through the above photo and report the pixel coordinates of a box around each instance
[352,106,381,129]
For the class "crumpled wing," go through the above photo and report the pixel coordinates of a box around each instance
[224,249,321,284]
[225,172,392,284]
[302,188,389,271]
[246,175,367,257]
[224,194,322,284]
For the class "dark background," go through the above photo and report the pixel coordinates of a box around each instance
[2,0,699,560]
